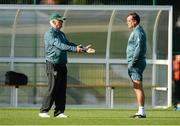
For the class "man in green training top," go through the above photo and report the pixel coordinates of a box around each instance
[39,12,94,118]
[126,12,147,118]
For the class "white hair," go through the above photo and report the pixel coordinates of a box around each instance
[49,19,57,26]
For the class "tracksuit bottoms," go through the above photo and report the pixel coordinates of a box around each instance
[40,60,67,117]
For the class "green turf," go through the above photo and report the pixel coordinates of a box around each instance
[0,108,180,125]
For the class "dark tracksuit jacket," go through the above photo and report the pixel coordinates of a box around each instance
[40,27,77,116]
[126,25,147,81]
[45,27,77,64]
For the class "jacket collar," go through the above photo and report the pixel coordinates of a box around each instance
[50,26,63,33]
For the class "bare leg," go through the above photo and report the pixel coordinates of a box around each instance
[133,80,145,114]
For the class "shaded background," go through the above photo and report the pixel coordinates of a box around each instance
[0,0,179,53]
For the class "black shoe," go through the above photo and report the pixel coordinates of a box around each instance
[129,114,146,118]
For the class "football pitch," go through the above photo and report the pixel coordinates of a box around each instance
[0,108,180,125]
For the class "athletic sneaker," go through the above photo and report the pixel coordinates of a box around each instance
[38,112,50,118]
[55,113,68,118]
[129,114,146,118]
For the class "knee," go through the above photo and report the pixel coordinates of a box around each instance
[133,80,142,89]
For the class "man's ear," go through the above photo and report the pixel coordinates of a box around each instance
[134,20,138,26]
[50,20,56,27]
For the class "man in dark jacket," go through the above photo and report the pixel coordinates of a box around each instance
[126,12,147,118]
[39,12,84,118]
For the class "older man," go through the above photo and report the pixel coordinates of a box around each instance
[126,12,147,118]
[39,12,87,118]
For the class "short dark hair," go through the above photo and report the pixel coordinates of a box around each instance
[127,12,140,24]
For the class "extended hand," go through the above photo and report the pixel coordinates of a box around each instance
[86,48,95,53]
[77,44,95,54]
[83,45,95,54]
[76,45,83,53]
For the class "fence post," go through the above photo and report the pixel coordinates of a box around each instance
[110,87,115,109]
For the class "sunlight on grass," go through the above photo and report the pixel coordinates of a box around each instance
[0,108,180,125]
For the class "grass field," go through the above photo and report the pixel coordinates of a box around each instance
[0,108,180,125]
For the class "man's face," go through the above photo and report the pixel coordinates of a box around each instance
[127,15,137,29]
[54,19,63,30]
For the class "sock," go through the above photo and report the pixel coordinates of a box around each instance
[137,106,145,115]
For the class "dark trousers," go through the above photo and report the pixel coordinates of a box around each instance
[175,80,180,104]
[40,61,67,116]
